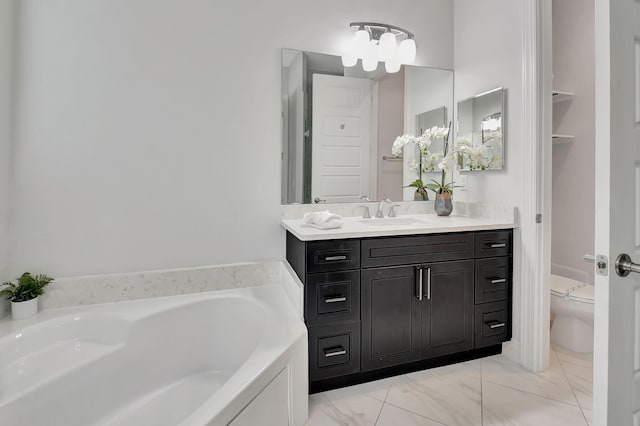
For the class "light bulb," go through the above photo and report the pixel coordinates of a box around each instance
[385,61,401,73]
[362,42,378,72]
[378,32,397,62]
[398,38,417,64]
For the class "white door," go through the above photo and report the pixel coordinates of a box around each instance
[311,74,371,203]
[594,0,640,424]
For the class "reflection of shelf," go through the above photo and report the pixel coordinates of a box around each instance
[382,156,403,161]
[552,134,575,144]
[552,90,575,103]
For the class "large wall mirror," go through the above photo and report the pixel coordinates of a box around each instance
[281,48,454,204]
[456,87,505,171]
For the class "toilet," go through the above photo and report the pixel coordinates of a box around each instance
[550,274,594,353]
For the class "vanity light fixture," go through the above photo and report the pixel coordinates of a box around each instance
[341,22,416,73]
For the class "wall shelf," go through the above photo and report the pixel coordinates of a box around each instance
[552,90,575,103]
[552,134,575,144]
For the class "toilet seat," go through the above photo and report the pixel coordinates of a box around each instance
[550,274,594,304]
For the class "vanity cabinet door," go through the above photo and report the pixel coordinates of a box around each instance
[420,260,474,359]
[361,266,421,371]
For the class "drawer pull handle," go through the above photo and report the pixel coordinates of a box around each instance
[325,296,347,304]
[489,278,507,284]
[324,347,347,357]
[488,243,507,248]
[325,255,348,261]
[486,321,506,329]
[427,267,431,300]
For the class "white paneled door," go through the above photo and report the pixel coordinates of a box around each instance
[595,0,640,424]
[312,74,371,203]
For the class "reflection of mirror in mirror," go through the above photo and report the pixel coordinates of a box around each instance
[456,87,505,171]
[281,48,453,204]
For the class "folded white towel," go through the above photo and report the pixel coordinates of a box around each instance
[303,211,344,230]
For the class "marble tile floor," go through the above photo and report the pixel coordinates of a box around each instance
[306,346,593,426]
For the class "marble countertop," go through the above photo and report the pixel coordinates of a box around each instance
[281,213,516,241]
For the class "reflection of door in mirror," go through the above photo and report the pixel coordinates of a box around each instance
[311,75,372,203]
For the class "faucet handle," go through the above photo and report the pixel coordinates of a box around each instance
[357,205,371,219]
[388,204,401,217]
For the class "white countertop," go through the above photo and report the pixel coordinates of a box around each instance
[281,213,516,241]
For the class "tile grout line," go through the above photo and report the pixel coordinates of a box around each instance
[482,378,584,409]
[381,401,448,426]
[553,347,591,425]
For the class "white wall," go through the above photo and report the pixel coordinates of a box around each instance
[454,0,524,353]
[551,0,595,285]
[9,0,453,277]
[0,0,14,316]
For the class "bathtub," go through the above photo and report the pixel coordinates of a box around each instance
[0,285,308,426]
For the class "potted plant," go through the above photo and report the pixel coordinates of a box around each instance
[425,122,456,216]
[0,272,54,320]
[392,127,449,201]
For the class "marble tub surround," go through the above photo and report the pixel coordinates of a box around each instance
[282,207,516,241]
[306,345,593,426]
[29,260,303,318]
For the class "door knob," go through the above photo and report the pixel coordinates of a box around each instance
[615,253,640,277]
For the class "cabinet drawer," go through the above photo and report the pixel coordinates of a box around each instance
[305,271,360,326]
[307,240,360,273]
[309,323,361,381]
[475,257,512,303]
[475,230,512,258]
[474,301,510,348]
[361,233,474,268]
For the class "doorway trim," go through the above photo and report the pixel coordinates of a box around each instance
[519,0,553,372]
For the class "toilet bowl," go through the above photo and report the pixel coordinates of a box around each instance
[550,274,594,353]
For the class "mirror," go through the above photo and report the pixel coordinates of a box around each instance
[281,48,454,204]
[456,87,505,171]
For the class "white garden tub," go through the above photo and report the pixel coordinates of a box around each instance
[0,285,308,426]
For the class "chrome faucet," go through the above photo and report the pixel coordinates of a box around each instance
[375,198,392,218]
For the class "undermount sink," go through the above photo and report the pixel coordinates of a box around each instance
[358,217,427,227]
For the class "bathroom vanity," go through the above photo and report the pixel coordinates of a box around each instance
[283,215,514,392]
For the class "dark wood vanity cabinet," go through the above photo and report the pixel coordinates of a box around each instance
[286,229,513,390]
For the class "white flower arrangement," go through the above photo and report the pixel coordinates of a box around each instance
[456,139,500,170]
[393,125,456,195]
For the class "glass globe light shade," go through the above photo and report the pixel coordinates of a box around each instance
[354,28,370,55]
[378,32,397,62]
[342,55,357,67]
[362,42,378,72]
[398,38,417,64]
[385,60,401,73]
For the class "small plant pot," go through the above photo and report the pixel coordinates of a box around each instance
[434,192,453,216]
[11,297,38,320]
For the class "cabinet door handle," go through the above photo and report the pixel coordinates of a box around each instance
[486,320,506,329]
[489,278,507,284]
[324,347,347,357]
[416,267,424,300]
[324,255,347,261]
[324,296,347,304]
[427,267,431,300]
[488,243,507,248]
